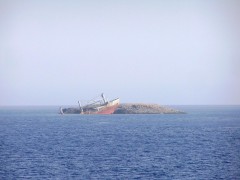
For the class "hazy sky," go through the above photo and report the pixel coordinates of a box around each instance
[0,0,240,105]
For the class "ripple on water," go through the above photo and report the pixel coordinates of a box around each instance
[0,106,240,179]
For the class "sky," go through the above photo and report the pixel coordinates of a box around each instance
[0,0,240,105]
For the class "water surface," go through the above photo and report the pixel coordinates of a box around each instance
[0,106,240,179]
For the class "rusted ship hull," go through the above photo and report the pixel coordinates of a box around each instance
[60,94,120,115]
[83,98,120,114]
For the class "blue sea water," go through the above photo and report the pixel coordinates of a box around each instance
[0,106,240,179]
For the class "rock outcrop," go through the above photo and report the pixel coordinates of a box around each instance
[62,108,80,114]
[114,103,184,114]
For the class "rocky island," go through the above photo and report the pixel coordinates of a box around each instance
[61,103,184,114]
[114,103,184,114]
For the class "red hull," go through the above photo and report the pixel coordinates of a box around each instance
[60,95,120,115]
[83,98,120,114]
[96,103,119,114]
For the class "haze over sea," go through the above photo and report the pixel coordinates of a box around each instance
[1,106,240,179]
[1,0,240,106]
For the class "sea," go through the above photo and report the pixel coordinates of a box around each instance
[0,106,240,179]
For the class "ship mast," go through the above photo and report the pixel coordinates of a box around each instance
[101,93,107,103]
[78,101,83,114]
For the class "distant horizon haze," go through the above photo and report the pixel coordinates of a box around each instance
[1,0,240,106]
